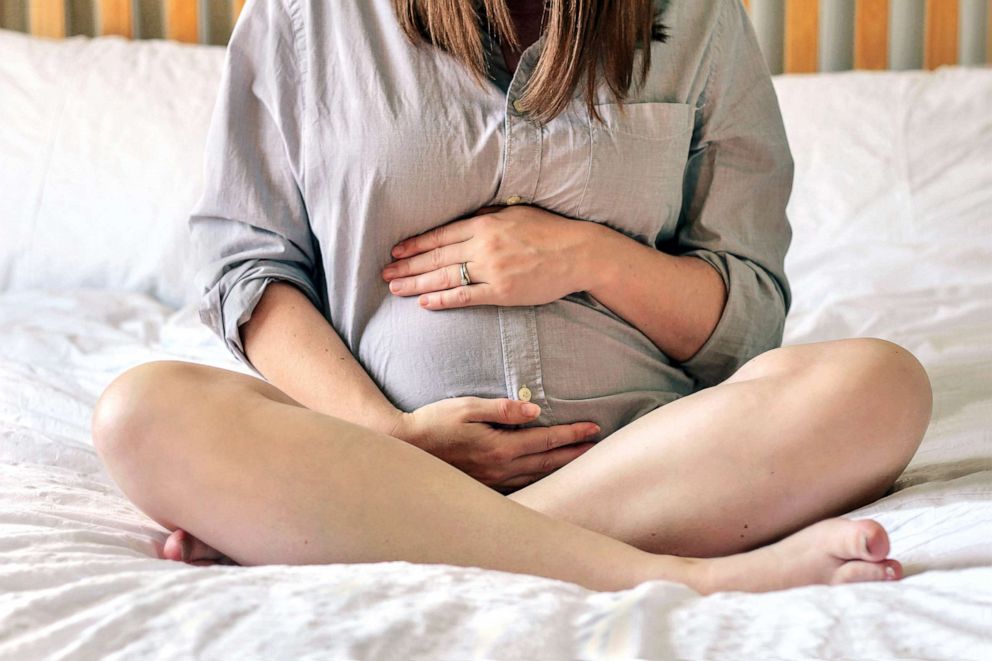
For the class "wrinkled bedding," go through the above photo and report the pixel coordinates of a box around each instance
[0,271,989,660]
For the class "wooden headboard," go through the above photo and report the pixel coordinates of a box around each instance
[2,0,990,73]
[743,0,992,73]
[0,0,247,45]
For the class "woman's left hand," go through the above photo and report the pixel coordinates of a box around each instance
[381,205,598,309]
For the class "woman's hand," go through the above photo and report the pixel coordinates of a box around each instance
[381,205,601,310]
[389,396,600,494]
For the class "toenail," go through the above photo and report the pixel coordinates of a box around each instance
[885,566,897,580]
[862,533,870,555]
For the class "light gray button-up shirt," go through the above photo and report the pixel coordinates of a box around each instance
[189,0,793,441]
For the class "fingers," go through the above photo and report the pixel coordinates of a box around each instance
[510,443,596,477]
[387,262,481,297]
[457,397,600,448]
[418,283,499,310]
[508,440,597,475]
[439,396,600,492]
[505,421,600,457]
[390,220,473,258]
[385,238,469,278]
[496,442,597,491]
[460,397,544,425]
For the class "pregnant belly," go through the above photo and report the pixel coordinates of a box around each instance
[356,292,695,439]
[357,295,508,412]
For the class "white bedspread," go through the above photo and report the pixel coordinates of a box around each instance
[0,267,990,659]
[2,54,992,659]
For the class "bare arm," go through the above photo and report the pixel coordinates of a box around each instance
[582,224,727,363]
[240,281,404,437]
[238,280,601,493]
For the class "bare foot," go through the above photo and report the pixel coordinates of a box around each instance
[161,528,237,566]
[686,517,902,595]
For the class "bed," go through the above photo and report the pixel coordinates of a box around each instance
[1,3,991,659]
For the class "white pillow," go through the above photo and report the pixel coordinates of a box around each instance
[773,68,992,312]
[0,28,225,309]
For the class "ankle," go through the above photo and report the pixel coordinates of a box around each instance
[638,553,711,594]
[680,556,716,595]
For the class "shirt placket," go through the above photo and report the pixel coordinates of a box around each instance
[493,48,556,424]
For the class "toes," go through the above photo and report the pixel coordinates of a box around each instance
[858,520,890,561]
[840,518,890,561]
[832,559,902,585]
[161,529,227,565]
[161,528,189,562]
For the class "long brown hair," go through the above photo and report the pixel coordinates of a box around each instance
[392,0,668,123]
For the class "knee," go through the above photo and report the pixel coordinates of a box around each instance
[748,337,932,464]
[839,338,932,429]
[747,338,932,432]
[91,360,204,465]
[823,338,933,470]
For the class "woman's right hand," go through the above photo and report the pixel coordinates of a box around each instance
[388,397,601,493]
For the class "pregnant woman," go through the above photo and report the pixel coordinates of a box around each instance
[91,0,933,594]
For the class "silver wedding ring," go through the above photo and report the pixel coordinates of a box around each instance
[459,262,472,286]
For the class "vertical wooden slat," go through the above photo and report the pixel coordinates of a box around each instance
[164,0,198,43]
[233,0,247,24]
[820,0,855,71]
[68,0,96,36]
[204,0,232,45]
[784,0,819,73]
[1,1,29,31]
[30,0,67,38]
[890,0,925,70]
[958,0,987,65]
[136,0,164,40]
[988,0,992,63]
[855,0,889,69]
[98,0,133,37]
[751,0,787,75]
[925,0,959,68]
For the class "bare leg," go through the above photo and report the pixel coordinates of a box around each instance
[92,359,903,595]
[507,338,933,558]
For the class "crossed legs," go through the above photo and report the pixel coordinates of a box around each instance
[508,337,932,558]
[91,338,931,593]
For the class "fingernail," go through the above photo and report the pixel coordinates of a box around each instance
[862,532,871,556]
[884,565,897,580]
[392,245,405,257]
[523,403,541,416]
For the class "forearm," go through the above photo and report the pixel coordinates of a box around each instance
[240,281,403,436]
[578,223,727,363]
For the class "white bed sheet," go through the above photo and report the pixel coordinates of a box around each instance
[1,55,991,658]
[0,266,989,660]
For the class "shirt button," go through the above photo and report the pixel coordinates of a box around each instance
[517,385,532,402]
[512,99,525,114]
[506,195,523,205]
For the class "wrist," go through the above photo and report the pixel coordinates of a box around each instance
[386,409,415,443]
[575,221,622,294]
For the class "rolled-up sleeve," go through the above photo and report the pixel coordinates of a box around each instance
[668,0,794,390]
[188,0,323,375]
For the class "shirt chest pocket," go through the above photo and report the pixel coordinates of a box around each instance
[578,102,695,246]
